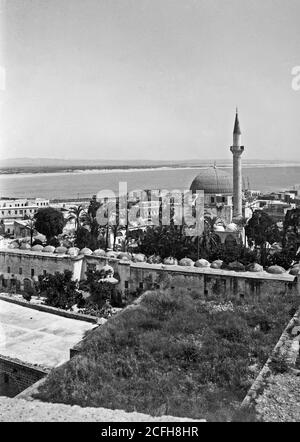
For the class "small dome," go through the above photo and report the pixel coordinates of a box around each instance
[103,264,114,274]
[147,255,162,264]
[106,251,118,258]
[106,275,119,285]
[117,252,132,260]
[227,261,245,272]
[68,247,79,256]
[133,253,146,263]
[226,223,238,232]
[211,259,223,269]
[119,255,131,261]
[179,257,194,266]
[43,245,55,253]
[8,242,19,249]
[31,244,44,252]
[80,247,93,255]
[93,248,106,256]
[247,263,264,272]
[190,167,233,195]
[214,225,225,232]
[55,246,67,254]
[20,243,31,250]
[289,265,300,275]
[163,257,178,265]
[195,258,210,268]
[267,265,286,274]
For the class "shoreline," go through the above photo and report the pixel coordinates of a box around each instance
[1,162,300,179]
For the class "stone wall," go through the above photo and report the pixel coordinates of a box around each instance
[238,307,300,421]
[0,249,298,301]
[83,256,298,301]
[0,355,48,397]
[0,293,98,324]
[0,249,83,290]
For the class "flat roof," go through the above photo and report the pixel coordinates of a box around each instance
[130,262,296,282]
[0,300,96,369]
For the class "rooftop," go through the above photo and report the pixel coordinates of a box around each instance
[0,299,96,369]
[190,167,233,195]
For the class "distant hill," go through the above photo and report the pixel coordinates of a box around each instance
[0,157,295,169]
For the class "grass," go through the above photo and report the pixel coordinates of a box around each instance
[34,288,299,421]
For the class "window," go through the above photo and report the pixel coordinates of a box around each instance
[19,268,22,275]
[15,210,17,214]
[211,197,215,203]
[139,282,143,290]
[7,266,10,273]
[43,270,47,276]
[31,269,34,277]
[125,281,129,289]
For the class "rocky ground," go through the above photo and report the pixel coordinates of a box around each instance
[255,372,300,422]
[0,397,203,422]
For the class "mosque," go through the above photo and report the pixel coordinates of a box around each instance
[190,110,248,245]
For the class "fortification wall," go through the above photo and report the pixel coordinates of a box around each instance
[0,355,48,397]
[0,250,82,289]
[0,249,298,300]
[83,255,298,300]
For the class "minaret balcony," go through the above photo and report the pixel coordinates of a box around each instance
[230,145,244,155]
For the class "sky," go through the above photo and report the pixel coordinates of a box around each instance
[0,0,300,162]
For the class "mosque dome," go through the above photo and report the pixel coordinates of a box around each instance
[190,167,233,195]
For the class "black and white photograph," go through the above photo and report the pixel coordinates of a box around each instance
[0,0,300,425]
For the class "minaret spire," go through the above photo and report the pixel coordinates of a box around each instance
[230,108,244,218]
[233,108,241,135]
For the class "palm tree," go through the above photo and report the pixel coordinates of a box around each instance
[193,215,220,260]
[23,215,36,246]
[67,205,84,232]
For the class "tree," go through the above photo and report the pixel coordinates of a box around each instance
[138,224,196,259]
[245,210,281,266]
[67,205,84,232]
[75,226,101,250]
[23,214,36,246]
[83,268,122,307]
[196,215,220,260]
[282,208,300,253]
[38,270,83,310]
[34,207,65,244]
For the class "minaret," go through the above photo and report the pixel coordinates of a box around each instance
[230,108,244,218]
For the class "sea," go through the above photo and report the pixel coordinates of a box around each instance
[0,165,300,200]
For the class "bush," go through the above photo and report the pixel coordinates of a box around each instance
[34,287,300,421]
[38,270,83,310]
[267,251,294,270]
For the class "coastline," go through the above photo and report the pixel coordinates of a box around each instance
[1,161,300,178]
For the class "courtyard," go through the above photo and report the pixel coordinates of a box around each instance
[0,298,96,369]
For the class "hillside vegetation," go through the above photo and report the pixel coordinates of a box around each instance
[34,288,299,421]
